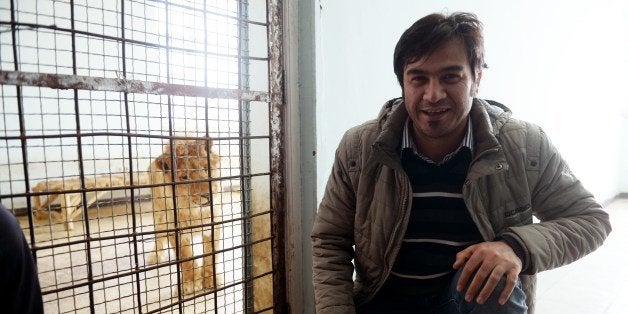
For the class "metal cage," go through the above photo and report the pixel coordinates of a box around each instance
[0,0,285,312]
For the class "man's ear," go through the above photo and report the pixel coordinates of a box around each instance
[471,70,483,97]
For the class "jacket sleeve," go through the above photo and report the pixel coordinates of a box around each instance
[502,127,612,275]
[311,130,358,314]
[0,205,44,314]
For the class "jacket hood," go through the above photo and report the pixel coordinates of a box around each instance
[371,97,513,168]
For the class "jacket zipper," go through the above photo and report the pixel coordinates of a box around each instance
[465,146,502,241]
[470,146,500,166]
[364,172,412,303]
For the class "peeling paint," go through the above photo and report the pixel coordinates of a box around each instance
[267,0,287,312]
[0,70,269,102]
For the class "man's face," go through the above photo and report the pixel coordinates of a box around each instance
[403,39,481,145]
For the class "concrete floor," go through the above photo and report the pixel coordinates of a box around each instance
[20,192,248,314]
[535,197,628,314]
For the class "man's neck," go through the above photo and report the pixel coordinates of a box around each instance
[413,121,468,164]
[415,139,460,164]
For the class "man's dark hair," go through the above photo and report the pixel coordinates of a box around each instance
[393,12,488,86]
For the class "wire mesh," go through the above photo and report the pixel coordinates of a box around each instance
[0,0,277,313]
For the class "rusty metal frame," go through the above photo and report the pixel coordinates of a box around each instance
[0,70,269,102]
[267,0,287,312]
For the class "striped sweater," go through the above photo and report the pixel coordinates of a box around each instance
[376,147,484,299]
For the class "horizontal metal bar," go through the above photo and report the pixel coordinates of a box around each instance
[0,131,270,143]
[0,21,269,62]
[144,269,275,314]
[32,208,273,252]
[0,172,272,200]
[40,234,276,296]
[0,70,269,101]
[150,0,268,27]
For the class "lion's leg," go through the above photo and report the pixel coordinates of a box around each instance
[179,231,202,295]
[61,193,79,231]
[202,214,222,289]
[147,221,170,265]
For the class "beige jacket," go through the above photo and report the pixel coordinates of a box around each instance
[311,98,612,313]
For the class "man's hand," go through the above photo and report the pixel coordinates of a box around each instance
[452,241,522,305]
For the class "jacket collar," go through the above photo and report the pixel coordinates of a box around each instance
[371,98,407,170]
[466,99,512,180]
[371,98,511,171]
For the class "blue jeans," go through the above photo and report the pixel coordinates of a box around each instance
[358,268,527,313]
[439,268,528,313]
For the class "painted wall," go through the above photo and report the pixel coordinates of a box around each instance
[621,115,628,193]
[316,0,628,204]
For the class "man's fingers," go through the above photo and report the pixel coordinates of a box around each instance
[453,246,472,269]
[475,268,504,304]
[463,261,496,302]
[455,253,480,292]
[498,272,518,305]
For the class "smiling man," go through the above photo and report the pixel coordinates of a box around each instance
[311,12,611,313]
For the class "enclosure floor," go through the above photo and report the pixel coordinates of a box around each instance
[536,197,628,314]
[19,191,246,314]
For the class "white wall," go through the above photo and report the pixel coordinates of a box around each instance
[316,0,628,204]
[621,115,628,193]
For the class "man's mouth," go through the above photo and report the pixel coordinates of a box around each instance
[422,108,450,116]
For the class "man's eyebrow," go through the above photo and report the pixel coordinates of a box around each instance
[405,65,465,75]
[441,65,464,72]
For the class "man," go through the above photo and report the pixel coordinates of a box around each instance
[0,204,44,313]
[311,12,611,313]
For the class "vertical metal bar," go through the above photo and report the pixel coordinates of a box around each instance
[201,1,220,310]
[120,0,144,311]
[10,0,37,261]
[69,1,96,312]
[163,3,184,312]
[266,0,286,312]
[237,0,253,312]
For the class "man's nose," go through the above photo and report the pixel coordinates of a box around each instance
[423,80,446,103]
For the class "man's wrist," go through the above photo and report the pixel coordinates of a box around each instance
[497,235,527,269]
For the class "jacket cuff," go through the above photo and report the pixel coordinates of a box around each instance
[497,234,529,273]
